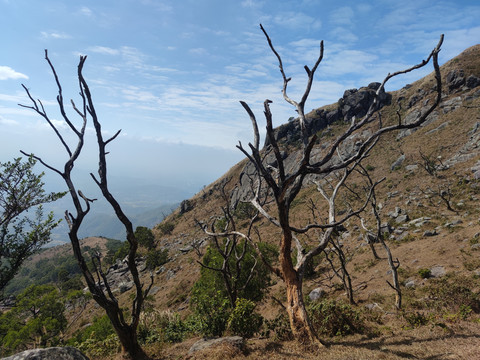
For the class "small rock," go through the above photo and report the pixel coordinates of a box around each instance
[430,265,446,278]
[395,214,410,224]
[405,279,416,288]
[309,287,326,301]
[391,154,406,170]
[423,230,437,237]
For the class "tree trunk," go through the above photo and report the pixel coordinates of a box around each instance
[115,325,149,360]
[284,274,319,343]
[279,231,322,345]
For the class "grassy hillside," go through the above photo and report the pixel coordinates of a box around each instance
[3,44,480,359]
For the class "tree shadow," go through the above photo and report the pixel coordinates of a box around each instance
[327,331,480,359]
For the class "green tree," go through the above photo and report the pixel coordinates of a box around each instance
[0,157,65,295]
[191,240,273,337]
[0,284,66,355]
[135,226,155,250]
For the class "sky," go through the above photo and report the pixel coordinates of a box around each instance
[1,0,480,197]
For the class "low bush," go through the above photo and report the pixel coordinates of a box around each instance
[308,299,365,337]
[227,298,263,338]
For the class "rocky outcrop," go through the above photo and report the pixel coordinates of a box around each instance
[446,69,480,93]
[1,347,89,360]
[265,82,391,146]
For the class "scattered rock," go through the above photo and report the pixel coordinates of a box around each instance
[395,214,409,224]
[405,279,416,288]
[391,154,406,170]
[409,217,431,227]
[446,69,465,92]
[430,265,446,278]
[2,347,90,360]
[309,287,326,301]
[423,230,437,237]
[180,199,193,214]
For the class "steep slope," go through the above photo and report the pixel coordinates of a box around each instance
[147,44,480,314]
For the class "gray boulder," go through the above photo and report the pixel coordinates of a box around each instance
[1,347,89,360]
[308,287,326,301]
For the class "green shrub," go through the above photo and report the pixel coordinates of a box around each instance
[76,333,119,357]
[422,275,480,314]
[234,202,257,220]
[262,313,293,341]
[190,290,231,337]
[227,298,263,338]
[402,311,430,328]
[145,248,169,270]
[418,268,431,279]
[135,226,155,250]
[158,221,175,235]
[308,299,364,337]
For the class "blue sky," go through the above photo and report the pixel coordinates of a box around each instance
[1,0,480,195]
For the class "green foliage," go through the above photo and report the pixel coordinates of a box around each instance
[69,313,116,356]
[262,313,293,341]
[145,248,169,270]
[0,157,65,293]
[190,290,231,337]
[402,311,430,328]
[233,202,257,220]
[157,221,175,235]
[190,240,273,337]
[422,275,480,314]
[76,333,119,357]
[3,252,83,297]
[207,241,272,302]
[135,226,155,250]
[308,299,365,337]
[0,285,66,356]
[227,298,263,338]
[418,268,431,279]
[103,238,125,265]
[137,310,193,345]
[113,241,130,262]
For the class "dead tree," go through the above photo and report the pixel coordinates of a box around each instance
[232,25,444,343]
[196,179,261,308]
[360,166,402,310]
[19,51,152,360]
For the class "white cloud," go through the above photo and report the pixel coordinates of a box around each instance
[189,48,208,56]
[329,6,354,26]
[0,66,28,80]
[87,46,120,55]
[272,11,321,31]
[79,6,93,17]
[40,31,71,39]
[328,27,358,43]
[241,0,264,9]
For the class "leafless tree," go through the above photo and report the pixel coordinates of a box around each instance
[231,25,443,343]
[196,179,261,307]
[19,51,152,360]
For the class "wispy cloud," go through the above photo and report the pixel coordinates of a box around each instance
[40,31,71,40]
[241,0,264,9]
[189,48,209,56]
[87,46,120,55]
[272,11,321,31]
[329,6,354,26]
[79,6,93,17]
[0,66,28,80]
